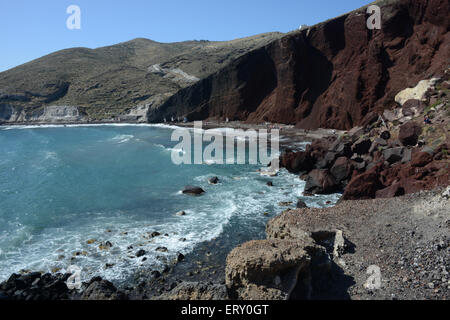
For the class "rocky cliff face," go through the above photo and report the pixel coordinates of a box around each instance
[149,0,450,130]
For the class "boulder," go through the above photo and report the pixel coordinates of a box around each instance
[81,279,126,300]
[330,157,354,182]
[402,99,425,116]
[342,164,384,200]
[411,152,433,167]
[176,211,186,216]
[136,250,146,258]
[352,138,372,155]
[399,122,422,146]
[380,131,391,141]
[369,138,388,154]
[296,200,308,209]
[208,177,219,185]
[225,239,322,300]
[280,151,314,174]
[383,147,405,164]
[304,169,339,195]
[375,183,405,199]
[182,186,205,196]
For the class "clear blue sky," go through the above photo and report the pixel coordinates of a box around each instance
[0,0,371,72]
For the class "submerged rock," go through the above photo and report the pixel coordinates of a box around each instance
[182,186,205,196]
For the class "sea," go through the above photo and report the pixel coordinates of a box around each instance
[0,124,340,284]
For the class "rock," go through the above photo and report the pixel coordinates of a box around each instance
[182,186,205,196]
[411,152,433,167]
[402,99,425,116]
[333,230,346,259]
[304,169,339,195]
[401,148,412,163]
[153,282,228,300]
[280,151,314,174]
[375,183,405,198]
[347,127,365,140]
[267,181,273,187]
[81,279,126,300]
[369,138,388,154]
[176,253,185,262]
[330,157,354,182]
[225,239,322,300]
[380,131,391,141]
[151,232,161,238]
[176,211,186,216]
[383,147,405,164]
[360,112,380,128]
[296,200,308,209]
[315,152,337,169]
[352,138,372,155]
[342,164,384,200]
[136,250,146,258]
[399,122,422,146]
[156,247,168,253]
[442,187,450,200]
[98,241,113,250]
[279,202,293,207]
[395,78,439,106]
[208,177,219,185]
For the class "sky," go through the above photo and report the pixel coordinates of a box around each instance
[0,0,371,72]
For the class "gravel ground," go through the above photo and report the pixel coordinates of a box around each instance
[268,187,449,300]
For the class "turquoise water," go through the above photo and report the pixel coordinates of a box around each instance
[0,124,340,284]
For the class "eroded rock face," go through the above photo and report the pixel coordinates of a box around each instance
[149,0,450,130]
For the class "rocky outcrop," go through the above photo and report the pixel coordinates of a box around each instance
[0,104,87,123]
[148,0,450,130]
[225,238,323,300]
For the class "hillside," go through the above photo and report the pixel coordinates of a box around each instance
[0,33,282,122]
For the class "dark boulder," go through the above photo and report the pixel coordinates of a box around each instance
[399,122,422,146]
[136,250,146,258]
[411,152,433,167]
[402,99,425,116]
[375,183,405,199]
[182,186,205,196]
[383,147,405,164]
[380,131,391,141]
[304,169,339,195]
[280,150,314,174]
[296,200,308,209]
[330,157,354,182]
[81,279,126,300]
[208,177,219,185]
[352,138,372,155]
[342,164,384,200]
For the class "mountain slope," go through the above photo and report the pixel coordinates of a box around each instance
[0,33,282,122]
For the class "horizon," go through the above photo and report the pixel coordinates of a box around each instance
[1,0,371,72]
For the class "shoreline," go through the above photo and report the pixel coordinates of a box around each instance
[0,121,333,300]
